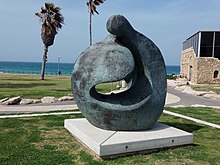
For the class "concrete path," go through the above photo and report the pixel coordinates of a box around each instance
[0,111,81,119]
[166,86,220,108]
[165,93,181,104]
[0,102,77,114]
[164,110,220,129]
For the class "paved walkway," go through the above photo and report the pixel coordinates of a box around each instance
[0,111,81,119]
[165,93,181,104]
[163,110,220,129]
[0,102,77,114]
[166,86,220,108]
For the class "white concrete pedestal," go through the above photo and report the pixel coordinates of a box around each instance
[64,118,193,159]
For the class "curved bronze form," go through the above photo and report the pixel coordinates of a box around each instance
[72,15,167,130]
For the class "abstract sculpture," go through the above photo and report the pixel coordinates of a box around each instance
[72,15,167,131]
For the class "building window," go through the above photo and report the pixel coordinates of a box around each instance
[200,32,214,57]
[201,32,214,47]
[214,32,220,60]
[213,70,219,79]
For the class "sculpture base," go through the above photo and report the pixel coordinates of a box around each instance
[64,118,193,159]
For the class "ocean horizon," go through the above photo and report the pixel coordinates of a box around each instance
[0,61,180,76]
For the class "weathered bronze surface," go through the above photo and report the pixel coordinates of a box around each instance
[72,15,167,130]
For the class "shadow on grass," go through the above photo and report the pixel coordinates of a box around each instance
[161,122,203,133]
[54,89,71,92]
[1,78,40,81]
[0,83,55,88]
[100,143,199,161]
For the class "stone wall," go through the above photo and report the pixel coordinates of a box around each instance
[197,57,220,84]
[180,47,197,83]
[180,47,220,84]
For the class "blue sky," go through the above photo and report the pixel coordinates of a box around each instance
[1,0,220,65]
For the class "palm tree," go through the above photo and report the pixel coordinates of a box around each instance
[35,3,64,80]
[86,0,105,46]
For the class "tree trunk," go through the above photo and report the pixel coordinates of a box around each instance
[89,11,92,46]
[41,46,48,80]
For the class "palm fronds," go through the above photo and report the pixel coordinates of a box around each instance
[86,0,105,45]
[35,3,64,34]
[86,0,105,15]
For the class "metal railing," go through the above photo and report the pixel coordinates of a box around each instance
[0,69,71,76]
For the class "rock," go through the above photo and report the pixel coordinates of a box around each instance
[32,99,41,104]
[195,91,210,96]
[58,96,74,102]
[41,97,57,104]
[175,86,210,97]
[203,94,220,100]
[68,94,73,97]
[167,80,176,87]
[0,98,9,104]
[2,96,21,105]
[167,80,188,88]
[194,91,215,96]
[175,86,194,94]
[20,99,34,105]
[19,99,41,105]
[182,86,194,94]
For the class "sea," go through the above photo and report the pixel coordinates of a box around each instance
[0,61,180,76]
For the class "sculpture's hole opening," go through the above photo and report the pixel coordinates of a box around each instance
[90,75,152,106]
[95,80,129,95]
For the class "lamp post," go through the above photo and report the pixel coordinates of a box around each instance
[58,56,61,75]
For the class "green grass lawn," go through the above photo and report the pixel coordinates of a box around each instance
[95,81,122,94]
[0,74,71,99]
[165,107,220,125]
[191,84,220,94]
[1,110,220,165]
[0,74,121,99]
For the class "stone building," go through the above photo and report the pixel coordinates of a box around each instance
[180,31,220,84]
